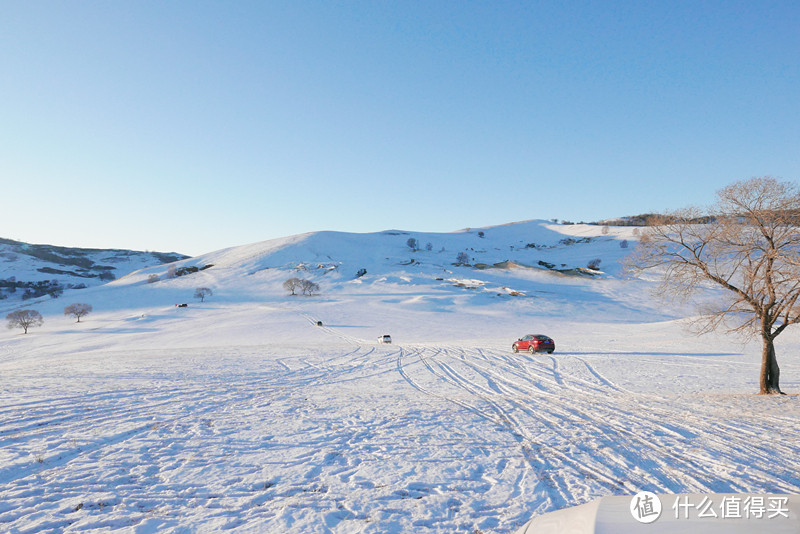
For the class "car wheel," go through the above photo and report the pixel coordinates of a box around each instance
[512,345,519,353]
[528,346,536,354]
[547,349,554,354]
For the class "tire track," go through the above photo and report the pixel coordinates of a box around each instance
[397,345,800,504]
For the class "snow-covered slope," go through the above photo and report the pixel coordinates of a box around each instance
[0,237,187,303]
[2,220,667,348]
[1,220,798,533]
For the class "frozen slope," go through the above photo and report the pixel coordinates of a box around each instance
[1,220,799,533]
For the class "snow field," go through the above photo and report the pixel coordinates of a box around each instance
[1,332,799,533]
[2,220,799,532]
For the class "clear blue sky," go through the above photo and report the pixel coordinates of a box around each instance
[2,1,798,256]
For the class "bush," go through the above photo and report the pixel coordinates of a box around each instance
[176,266,199,277]
[587,258,602,270]
[355,268,367,279]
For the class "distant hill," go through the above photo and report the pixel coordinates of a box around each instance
[0,238,187,302]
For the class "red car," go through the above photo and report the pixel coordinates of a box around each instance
[512,334,555,354]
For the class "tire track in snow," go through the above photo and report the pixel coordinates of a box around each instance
[471,349,800,494]
[396,345,800,510]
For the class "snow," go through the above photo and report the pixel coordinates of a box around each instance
[1,220,799,533]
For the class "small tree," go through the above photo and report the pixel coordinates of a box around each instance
[587,258,602,270]
[283,277,302,295]
[456,252,470,265]
[64,303,92,323]
[194,287,213,302]
[300,279,320,295]
[425,242,433,251]
[407,238,418,250]
[6,309,43,334]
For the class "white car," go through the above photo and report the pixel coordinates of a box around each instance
[378,334,392,344]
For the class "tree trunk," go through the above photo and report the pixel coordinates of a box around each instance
[760,336,783,395]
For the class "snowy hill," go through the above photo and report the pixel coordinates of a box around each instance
[1,220,799,533]
[2,220,667,348]
[0,237,187,303]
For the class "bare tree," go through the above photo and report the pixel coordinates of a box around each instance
[456,251,470,265]
[299,279,320,295]
[626,177,800,394]
[194,287,213,302]
[64,303,92,322]
[6,309,43,334]
[283,277,302,295]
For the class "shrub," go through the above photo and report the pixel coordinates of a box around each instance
[587,258,602,270]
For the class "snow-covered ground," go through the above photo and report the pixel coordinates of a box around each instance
[1,220,799,533]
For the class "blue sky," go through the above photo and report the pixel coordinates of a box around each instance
[1,1,798,256]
